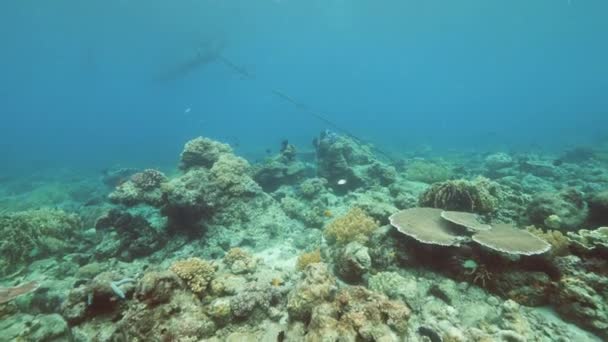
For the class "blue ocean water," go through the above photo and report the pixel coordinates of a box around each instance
[1,0,607,174]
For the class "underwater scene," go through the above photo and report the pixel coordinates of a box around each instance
[1,0,608,341]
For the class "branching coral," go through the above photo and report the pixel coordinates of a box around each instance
[418,177,500,213]
[169,257,215,295]
[296,249,322,271]
[324,208,379,245]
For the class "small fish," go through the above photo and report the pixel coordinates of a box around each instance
[337,179,347,185]
[184,107,192,114]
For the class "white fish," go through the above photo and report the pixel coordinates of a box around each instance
[184,107,192,114]
[337,179,347,185]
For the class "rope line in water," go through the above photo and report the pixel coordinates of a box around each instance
[218,55,396,162]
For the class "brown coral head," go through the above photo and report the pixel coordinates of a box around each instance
[440,211,492,232]
[389,207,466,247]
[472,223,551,256]
[0,281,40,304]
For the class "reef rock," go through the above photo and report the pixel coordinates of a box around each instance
[287,263,336,321]
[94,209,166,260]
[108,169,167,206]
[334,242,372,283]
[552,255,608,339]
[527,188,588,231]
[314,131,396,192]
[587,190,608,226]
[179,136,233,170]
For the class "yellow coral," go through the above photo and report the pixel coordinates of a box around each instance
[296,249,322,271]
[169,257,215,295]
[527,226,570,257]
[270,277,284,287]
[324,208,379,245]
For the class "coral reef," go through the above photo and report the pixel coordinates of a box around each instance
[3,134,608,341]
